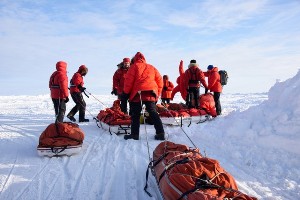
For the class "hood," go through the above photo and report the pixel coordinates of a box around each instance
[56,61,67,72]
[133,52,146,64]
[78,65,88,73]
[212,67,219,72]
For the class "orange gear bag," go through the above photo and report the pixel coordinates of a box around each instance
[146,141,257,200]
[38,122,84,148]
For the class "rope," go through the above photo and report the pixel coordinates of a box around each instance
[85,89,108,108]
[159,98,198,149]
[138,91,151,162]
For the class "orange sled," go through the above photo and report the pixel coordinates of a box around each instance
[37,122,84,157]
[144,141,257,200]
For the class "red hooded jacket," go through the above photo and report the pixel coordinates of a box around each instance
[70,65,87,93]
[49,61,69,99]
[204,67,222,92]
[161,76,174,99]
[112,68,128,95]
[184,65,208,90]
[123,52,163,102]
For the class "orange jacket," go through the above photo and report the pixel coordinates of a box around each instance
[204,67,222,92]
[184,66,208,89]
[123,52,163,102]
[161,79,174,99]
[70,72,84,93]
[49,61,69,99]
[112,68,128,95]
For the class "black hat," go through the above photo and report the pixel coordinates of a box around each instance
[190,59,197,64]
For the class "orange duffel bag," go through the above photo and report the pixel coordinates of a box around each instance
[145,141,257,200]
[38,122,84,148]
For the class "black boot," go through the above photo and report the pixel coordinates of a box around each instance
[79,118,89,122]
[67,114,76,122]
[124,134,139,140]
[154,133,165,140]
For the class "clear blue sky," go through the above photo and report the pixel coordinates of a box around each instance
[0,0,299,95]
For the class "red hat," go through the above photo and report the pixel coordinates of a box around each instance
[123,58,130,63]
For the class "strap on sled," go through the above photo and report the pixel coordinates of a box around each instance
[158,157,190,184]
[51,146,68,155]
[144,152,169,197]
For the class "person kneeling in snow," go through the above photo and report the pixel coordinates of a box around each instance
[67,65,89,122]
[204,65,222,115]
[121,52,165,140]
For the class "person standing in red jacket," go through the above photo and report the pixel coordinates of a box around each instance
[112,57,130,113]
[184,60,208,108]
[49,61,69,122]
[121,52,165,140]
[161,75,174,105]
[204,65,223,115]
[67,65,89,122]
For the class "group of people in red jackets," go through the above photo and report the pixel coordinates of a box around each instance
[49,52,222,141]
[111,53,223,140]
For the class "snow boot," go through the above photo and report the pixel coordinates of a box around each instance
[124,134,139,140]
[79,119,89,122]
[154,133,165,140]
[67,114,76,122]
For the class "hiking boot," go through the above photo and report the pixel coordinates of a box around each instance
[67,115,76,122]
[124,134,139,140]
[154,134,165,140]
[79,119,89,122]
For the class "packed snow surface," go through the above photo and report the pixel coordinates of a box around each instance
[0,71,300,200]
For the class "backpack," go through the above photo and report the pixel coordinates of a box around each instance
[219,70,228,86]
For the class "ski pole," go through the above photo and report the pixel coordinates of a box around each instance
[85,89,107,108]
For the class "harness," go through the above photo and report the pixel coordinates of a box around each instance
[188,68,199,84]
[50,72,60,89]
[70,79,76,88]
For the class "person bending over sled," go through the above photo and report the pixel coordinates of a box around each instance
[49,61,69,122]
[204,65,222,115]
[121,52,165,141]
[184,60,208,108]
[161,75,174,105]
[67,65,89,122]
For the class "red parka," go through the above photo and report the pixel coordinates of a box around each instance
[204,67,222,92]
[123,52,163,102]
[112,68,128,95]
[184,65,208,89]
[70,65,87,93]
[161,76,174,99]
[49,61,69,99]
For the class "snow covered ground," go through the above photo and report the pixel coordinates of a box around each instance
[0,71,300,200]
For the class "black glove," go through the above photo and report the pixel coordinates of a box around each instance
[205,88,208,94]
[77,85,86,92]
[120,92,129,102]
[64,97,69,103]
[163,86,167,90]
[111,88,117,95]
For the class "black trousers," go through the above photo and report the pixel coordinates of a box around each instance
[130,101,164,136]
[186,87,200,108]
[161,98,170,104]
[52,98,66,122]
[120,99,128,114]
[68,92,86,120]
[213,92,222,115]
